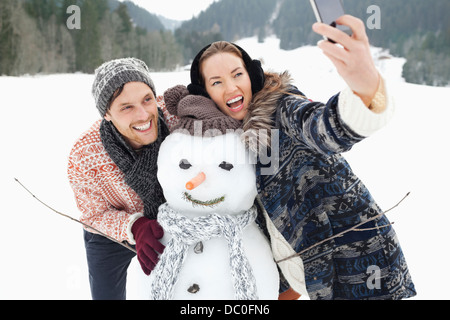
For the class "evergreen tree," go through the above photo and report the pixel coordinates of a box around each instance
[115,2,132,34]
[0,0,18,75]
[73,0,106,73]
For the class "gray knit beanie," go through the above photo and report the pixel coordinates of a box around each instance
[92,57,156,117]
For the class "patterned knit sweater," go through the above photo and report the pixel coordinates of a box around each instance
[67,97,178,244]
[247,73,416,300]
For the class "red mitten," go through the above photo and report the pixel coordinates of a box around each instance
[131,217,165,275]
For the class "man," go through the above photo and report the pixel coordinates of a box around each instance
[68,58,178,300]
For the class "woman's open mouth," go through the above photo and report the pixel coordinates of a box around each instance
[226,96,244,113]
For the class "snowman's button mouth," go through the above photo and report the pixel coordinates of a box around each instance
[183,192,225,208]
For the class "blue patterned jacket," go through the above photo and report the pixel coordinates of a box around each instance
[248,73,416,300]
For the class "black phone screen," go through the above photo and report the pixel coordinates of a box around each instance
[314,0,345,24]
[313,0,352,36]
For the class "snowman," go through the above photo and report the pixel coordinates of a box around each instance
[142,85,280,300]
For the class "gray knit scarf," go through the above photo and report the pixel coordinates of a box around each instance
[150,203,259,300]
[99,110,169,219]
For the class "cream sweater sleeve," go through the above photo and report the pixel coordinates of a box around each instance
[338,75,395,137]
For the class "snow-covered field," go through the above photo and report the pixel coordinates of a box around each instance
[1,37,449,300]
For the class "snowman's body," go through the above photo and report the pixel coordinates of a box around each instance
[156,221,278,300]
[142,131,280,300]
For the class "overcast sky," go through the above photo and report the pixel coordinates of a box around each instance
[123,0,217,21]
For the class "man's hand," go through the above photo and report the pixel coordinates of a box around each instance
[132,217,165,275]
[313,15,380,107]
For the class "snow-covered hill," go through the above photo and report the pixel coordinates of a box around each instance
[1,37,448,300]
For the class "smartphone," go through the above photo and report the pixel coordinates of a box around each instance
[310,0,352,43]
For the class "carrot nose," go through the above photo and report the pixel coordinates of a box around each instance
[186,172,206,190]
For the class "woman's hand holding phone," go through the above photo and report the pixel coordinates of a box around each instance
[312,15,380,108]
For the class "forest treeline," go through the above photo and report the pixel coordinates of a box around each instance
[179,0,450,87]
[0,0,449,87]
[0,0,180,75]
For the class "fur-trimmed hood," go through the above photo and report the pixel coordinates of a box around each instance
[242,71,295,154]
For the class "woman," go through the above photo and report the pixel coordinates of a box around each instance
[185,16,416,299]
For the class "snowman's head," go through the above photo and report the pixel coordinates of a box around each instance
[157,131,257,217]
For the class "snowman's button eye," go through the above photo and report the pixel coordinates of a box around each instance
[219,161,234,171]
[179,159,192,170]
